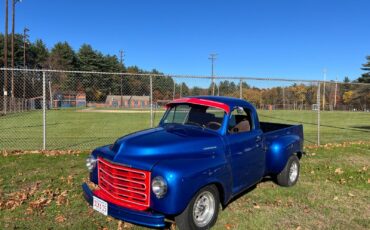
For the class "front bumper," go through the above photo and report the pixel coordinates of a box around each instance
[82,183,166,228]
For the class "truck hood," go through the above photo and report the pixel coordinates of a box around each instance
[106,125,223,171]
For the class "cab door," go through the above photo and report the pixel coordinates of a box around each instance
[225,107,265,194]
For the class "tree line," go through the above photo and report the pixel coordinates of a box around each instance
[0,33,369,109]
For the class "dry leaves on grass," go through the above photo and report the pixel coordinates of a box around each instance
[304,140,370,150]
[28,189,69,214]
[0,182,40,210]
[1,149,83,157]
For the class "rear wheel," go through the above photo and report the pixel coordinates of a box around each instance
[276,155,300,187]
[175,185,220,230]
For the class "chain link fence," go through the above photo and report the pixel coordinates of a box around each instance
[1,68,369,150]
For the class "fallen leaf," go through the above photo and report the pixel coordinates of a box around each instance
[123,222,133,228]
[55,215,66,223]
[25,207,33,215]
[253,203,260,209]
[348,192,355,197]
[335,168,344,175]
[56,191,68,206]
[225,224,232,230]
[67,175,73,185]
[117,220,123,230]
[367,178,370,184]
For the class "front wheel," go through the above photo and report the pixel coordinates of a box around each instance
[276,155,300,187]
[175,185,220,230]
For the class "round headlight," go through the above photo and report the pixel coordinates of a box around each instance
[152,176,167,198]
[86,155,97,172]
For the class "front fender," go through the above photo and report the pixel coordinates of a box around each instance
[265,135,302,175]
[150,154,231,215]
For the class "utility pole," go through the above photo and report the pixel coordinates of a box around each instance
[180,83,183,98]
[282,87,285,110]
[334,76,338,109]
[3,0,9,115]
[119,50,124,66]
[323,68,327,110]
[23,27,28,67]
[173,81,176,99]
[22,27,29,101]
[208,53,217,96]
[119,50,124,108]
[11,0,19,100]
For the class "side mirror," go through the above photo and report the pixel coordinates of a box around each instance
[236,107,244,114]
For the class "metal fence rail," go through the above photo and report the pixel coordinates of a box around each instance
[1,68,369,150]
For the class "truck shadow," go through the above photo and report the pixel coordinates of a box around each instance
[351,125,370,130]
[223,178,273,209]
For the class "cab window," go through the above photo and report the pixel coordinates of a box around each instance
[228,107,252,134]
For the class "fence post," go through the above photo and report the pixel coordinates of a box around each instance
[43,71,46,150]
[3,69,7,115]
[239,79,242,99]
[150,75,153,128]
[316,82,321,146]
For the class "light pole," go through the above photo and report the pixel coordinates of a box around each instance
[209,53,217,96]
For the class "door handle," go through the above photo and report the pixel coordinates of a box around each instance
[256,136,262,142]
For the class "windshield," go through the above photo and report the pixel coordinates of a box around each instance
[161,104,225,131]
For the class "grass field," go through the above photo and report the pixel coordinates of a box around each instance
[1,142,369,229]
[0,109,369,150]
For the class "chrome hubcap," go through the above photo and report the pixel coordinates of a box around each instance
[193,191,215,227]
[289,162,298,182]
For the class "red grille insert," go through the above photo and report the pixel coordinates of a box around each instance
[95,157,151,211]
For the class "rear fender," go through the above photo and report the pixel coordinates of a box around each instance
[265,135,302,175]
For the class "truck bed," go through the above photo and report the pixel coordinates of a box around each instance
[260,121,303,145]
[260,122,295,133]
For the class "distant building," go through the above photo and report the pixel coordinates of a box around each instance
[53,91,86,108]
[105,95,150,108]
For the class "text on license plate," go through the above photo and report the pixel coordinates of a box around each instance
[93,196,108,216]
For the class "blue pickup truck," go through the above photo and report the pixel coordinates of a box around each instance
[82,96,304,229]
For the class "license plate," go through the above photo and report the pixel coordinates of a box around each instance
[93,196,108,216]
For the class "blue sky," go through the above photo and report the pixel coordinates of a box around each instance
[3,0,370,85]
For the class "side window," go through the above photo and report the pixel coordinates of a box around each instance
[164,105,191,124]
[228,107,252,134]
